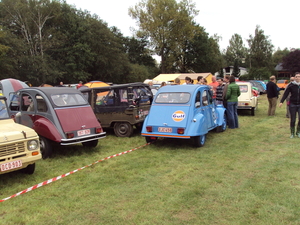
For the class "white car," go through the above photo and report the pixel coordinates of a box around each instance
[237,82,258,116]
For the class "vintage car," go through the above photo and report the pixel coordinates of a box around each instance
[141,85,227,147]
[9,87,106,158]
[237,82,258,116]
[0,96,41,175]
[277,79,289,90]
[80,82,152,137]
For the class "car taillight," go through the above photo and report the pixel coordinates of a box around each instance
[146,126,153,132]
[245,103,249,105]
[177,128,185,134]
[95,127,102,134]
[66,132,74,139]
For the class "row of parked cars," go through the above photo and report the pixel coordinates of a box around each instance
[0,77,263,175]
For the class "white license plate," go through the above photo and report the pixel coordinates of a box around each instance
[158,127,172,133]
[1,160,22,172]
[77,129,91,136]
[238,103,245,106]
[144,110,149,115]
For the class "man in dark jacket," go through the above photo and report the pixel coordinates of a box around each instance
[266,75,278,116]
[279,72,300,138]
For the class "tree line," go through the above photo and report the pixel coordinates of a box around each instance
[0,0,299,86]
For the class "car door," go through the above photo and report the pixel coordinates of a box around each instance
[201,89,215,129]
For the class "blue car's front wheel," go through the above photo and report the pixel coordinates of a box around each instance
[193,134,206,147]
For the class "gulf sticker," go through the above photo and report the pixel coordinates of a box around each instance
[172,110,186,122]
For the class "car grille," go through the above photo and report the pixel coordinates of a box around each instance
[0,142,25,157]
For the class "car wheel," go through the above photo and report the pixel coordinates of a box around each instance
[216,114,227,132]
[22,163,35,174]
[39,136,52,159]
[251,107,255,116]
[193,134,206,147]
[82,140,98,148]
[114,122,134,137]
[145,136,157,143]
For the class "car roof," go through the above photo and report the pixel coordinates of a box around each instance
[156,84,207,94]
[80,82,149,93]
[19,87,83,96]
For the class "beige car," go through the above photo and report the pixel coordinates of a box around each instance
[0,95,41,175]
[236,82,258,116]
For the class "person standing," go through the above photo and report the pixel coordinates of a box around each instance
[226,75,240,129]
[216,78,225,105]
[209,76,219,99]
[279,72,300,138]
[266,75,279,116]
[77,81,83,89]
[284,76,294,118]
[184,76,193,85]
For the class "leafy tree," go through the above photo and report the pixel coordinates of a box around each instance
[272,48,290,66]
[225,34,247,67]
[247,25,274,70]
[232,59,240,77]
[174,25,224,74]
[282,49,300,74]
[129,0,199,73]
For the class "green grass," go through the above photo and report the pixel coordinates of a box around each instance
[1,93,300,225]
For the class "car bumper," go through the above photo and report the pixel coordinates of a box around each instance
[60,132,106,145]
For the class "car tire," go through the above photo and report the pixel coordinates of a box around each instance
[216,114,227,132]
[82,139,98,148]
[193,134,206,147]
[251,107,255,116]
[114,122,134,137]
[145,136,157,143]
[22,163,35,174]
[39,136,52,159]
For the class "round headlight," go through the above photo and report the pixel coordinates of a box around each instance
[27,140,39,150]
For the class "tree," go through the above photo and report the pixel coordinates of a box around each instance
[225,33,247,67]
[247,25,274,70]
[129,0,199,73]
[282,49,300,74]
[232,59,240,77]
[273,48,290,66]
[182,26,224,74]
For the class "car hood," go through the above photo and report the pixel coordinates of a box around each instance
[0,119,38,143]
[146,104,189,127]
[55,106,101,132]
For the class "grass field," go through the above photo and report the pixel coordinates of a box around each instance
[1,93,300,225]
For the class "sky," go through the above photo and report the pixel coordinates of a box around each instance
[66,0,299,51]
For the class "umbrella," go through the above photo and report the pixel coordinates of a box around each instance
[0,78,29,105]
[83,81,110,88]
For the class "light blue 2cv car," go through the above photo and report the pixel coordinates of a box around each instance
[141,84,227,147]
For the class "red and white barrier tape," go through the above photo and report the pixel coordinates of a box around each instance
[0,142,151,203]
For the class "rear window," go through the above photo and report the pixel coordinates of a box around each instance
[155,92,190,103]
[51,94,87,106]
[277,80,285,83]
[239,85,249,92]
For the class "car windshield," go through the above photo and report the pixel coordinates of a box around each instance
[51,93,87,106]
[277,80,284,83]
[155,92,190,103]
[0,99,9,119]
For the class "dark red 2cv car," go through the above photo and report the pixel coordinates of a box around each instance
[9,87,106,158]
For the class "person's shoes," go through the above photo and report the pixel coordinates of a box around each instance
[290,134,295,138]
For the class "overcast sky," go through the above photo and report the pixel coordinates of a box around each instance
[66,0,298,51]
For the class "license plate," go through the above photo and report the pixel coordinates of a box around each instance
[77,129,90,136]
[144,110,149,115]
[238,103,245,106]
[1,160,22,172]
[158,127,172,133]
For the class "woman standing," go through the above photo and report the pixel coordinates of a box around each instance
[226,75,241,129]
[279,72,300,138]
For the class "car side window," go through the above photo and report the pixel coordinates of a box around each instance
[195,91,201,108]
[36,95,48,112]
[202,91,208,106]
[20,93,34,111]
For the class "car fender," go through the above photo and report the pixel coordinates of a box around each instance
[186,113,206,136]
[215,106,226,126]
[33,117,62,142]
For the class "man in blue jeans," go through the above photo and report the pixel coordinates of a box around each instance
[226,75,241,129]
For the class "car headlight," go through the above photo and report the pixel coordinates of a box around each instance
[27,139,39,150]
